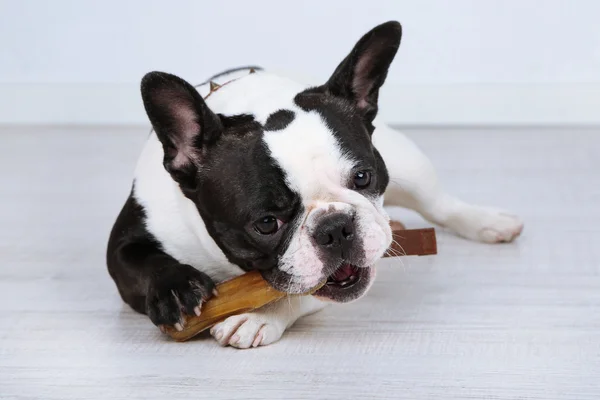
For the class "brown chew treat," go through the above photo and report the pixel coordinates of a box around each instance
[389,227,437,256]
[165,270,284,341]
[165,223,437,341]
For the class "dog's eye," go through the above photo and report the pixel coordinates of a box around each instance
[353,170,372,189]
[254,216,281,235]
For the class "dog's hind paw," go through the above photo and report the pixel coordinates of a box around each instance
[447,206,524,243]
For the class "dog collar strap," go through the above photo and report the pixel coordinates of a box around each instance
[203,68,257,100]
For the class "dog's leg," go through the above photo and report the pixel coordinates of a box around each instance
[373,123,523,243]
[210,295,325,349]
[107,195,218,331]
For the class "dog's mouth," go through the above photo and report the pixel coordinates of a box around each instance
[326,263,361,288]
[313,263,374,303]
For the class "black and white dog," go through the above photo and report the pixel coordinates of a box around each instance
[107,21,523,348]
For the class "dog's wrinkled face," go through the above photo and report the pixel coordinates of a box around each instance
[141,21,402,302]
[259,92,392,302]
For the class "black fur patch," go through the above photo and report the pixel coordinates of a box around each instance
[193,113,304,273]
[263,109,295,131]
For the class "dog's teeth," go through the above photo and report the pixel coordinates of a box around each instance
[174,322,183,332]
[194,306,202,317]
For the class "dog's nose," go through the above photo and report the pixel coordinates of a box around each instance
[313,213,355,251]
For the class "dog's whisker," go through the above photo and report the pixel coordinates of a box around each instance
[384,246,403,258]
[390,238,407,256]
[384,250,406,268]
[385,239,407,270]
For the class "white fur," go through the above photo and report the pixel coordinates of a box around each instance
[135,69,523,348]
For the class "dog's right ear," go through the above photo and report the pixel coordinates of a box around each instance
[324,21,401,133]
[141,72,222,191]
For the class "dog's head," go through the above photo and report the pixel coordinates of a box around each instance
[140,21,401,302]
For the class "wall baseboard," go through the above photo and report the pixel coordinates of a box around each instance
[1,83,599,126]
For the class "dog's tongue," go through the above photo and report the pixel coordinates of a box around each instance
[332,263,355,282]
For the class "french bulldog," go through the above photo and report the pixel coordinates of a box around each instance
[107,21,523,348]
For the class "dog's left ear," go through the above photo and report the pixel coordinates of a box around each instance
[325,21,402,128]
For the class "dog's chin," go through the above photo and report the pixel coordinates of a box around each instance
[312,263,375,303]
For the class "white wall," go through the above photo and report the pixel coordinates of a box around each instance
[1,0,600,125]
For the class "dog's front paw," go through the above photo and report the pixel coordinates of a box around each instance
[146,264,216,331]
[210,313,287,349]
[450,206,524,243]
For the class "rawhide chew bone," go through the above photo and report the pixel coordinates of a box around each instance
[165,223,437,341]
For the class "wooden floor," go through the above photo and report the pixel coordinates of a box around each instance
[1,126,599,399]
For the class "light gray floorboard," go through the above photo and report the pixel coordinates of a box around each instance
[0,126,598,399]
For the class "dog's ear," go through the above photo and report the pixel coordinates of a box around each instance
[141,71,222,192]
[325,21,401,128]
